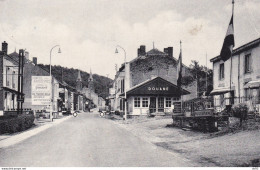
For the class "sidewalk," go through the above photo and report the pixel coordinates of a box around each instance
[0,115,72,149]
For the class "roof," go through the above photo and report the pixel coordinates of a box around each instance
[120,76,190,97]
[2,86,24,95]
[88,69,93,81]
[7,51,20,64]
[244,80,260,89]
[77,70,82,81]
[210,37,260,63]
[146,48,168,56]
[9,51,19,59]
[0,50,19,64]
[210,87,235,95]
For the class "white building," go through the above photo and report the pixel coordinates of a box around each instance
[210,37,260,112]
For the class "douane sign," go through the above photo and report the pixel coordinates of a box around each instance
[148,87,169,91]
[32,76,51,105]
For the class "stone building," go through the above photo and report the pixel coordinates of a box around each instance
[86,70,99,107]
[210,37,260,112]
[75,70,85,111]
[110,45,197,115]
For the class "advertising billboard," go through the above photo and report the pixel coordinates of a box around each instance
[32,76,51,105]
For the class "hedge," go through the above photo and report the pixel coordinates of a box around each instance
[0,114,35,134]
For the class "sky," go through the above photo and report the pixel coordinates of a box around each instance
[0,0,259,79]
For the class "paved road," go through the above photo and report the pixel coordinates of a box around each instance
[0,112,197,167]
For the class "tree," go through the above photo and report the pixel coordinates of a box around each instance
[231,103,248,127]
[187,60,213,97]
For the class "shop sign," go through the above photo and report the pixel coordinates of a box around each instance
[148,87,169,91]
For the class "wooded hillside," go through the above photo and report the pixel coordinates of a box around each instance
[37,64,113,99]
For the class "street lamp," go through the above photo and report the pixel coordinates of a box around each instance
[115,45,127,121]
[49,45,61,121]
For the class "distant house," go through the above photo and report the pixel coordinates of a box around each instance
[109,45,197,116]
[210,37,260,112]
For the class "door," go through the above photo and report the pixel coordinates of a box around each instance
[158,97,164,112]
[149,97,156,113]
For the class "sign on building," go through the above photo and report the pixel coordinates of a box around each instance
[32,76,51,105]
[173,102,182,114]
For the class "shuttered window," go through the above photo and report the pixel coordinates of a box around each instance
[245,54,251,73]
[219,63,224,80]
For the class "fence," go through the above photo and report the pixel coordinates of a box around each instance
[213,96,260,115]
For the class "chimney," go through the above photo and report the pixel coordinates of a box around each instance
[164,47,173,57]
[33,57,37,65]
[167,47,173,57]
[25,51,29,60]
[140,45,146,55]
[2,41,8,55]
[164,48,168,54]
[137,48,140,57]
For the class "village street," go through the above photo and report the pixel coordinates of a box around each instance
[0,112,198,167]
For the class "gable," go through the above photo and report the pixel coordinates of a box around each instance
[125,77,190,97]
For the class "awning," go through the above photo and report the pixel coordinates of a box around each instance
[244,80,260,89]
[1,87,24,95]
[210,87,234,95]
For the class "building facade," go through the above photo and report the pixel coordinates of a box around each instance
[0,42,20,116]
[110,45,197,115]
[210,37,260,112]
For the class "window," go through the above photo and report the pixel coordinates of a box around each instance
[120,79,125,93]
[142,97,148,107]
[219,63,224,80]
[12,71,15,88]
[166,97,171,107]
[122,79,125,93]
[117,80,120,92]
[134,97,140,107]
[245,54,251,73]
[245,88,252,101]
[219,94,225,106]
[120,80,122,93]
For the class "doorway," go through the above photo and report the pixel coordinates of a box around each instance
[158,97,164,112]
[149,97,156,113]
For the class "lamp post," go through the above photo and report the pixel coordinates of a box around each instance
[49,45,61,121]
[115,45,127,120]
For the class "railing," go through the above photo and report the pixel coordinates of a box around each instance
[183,97,214,112]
